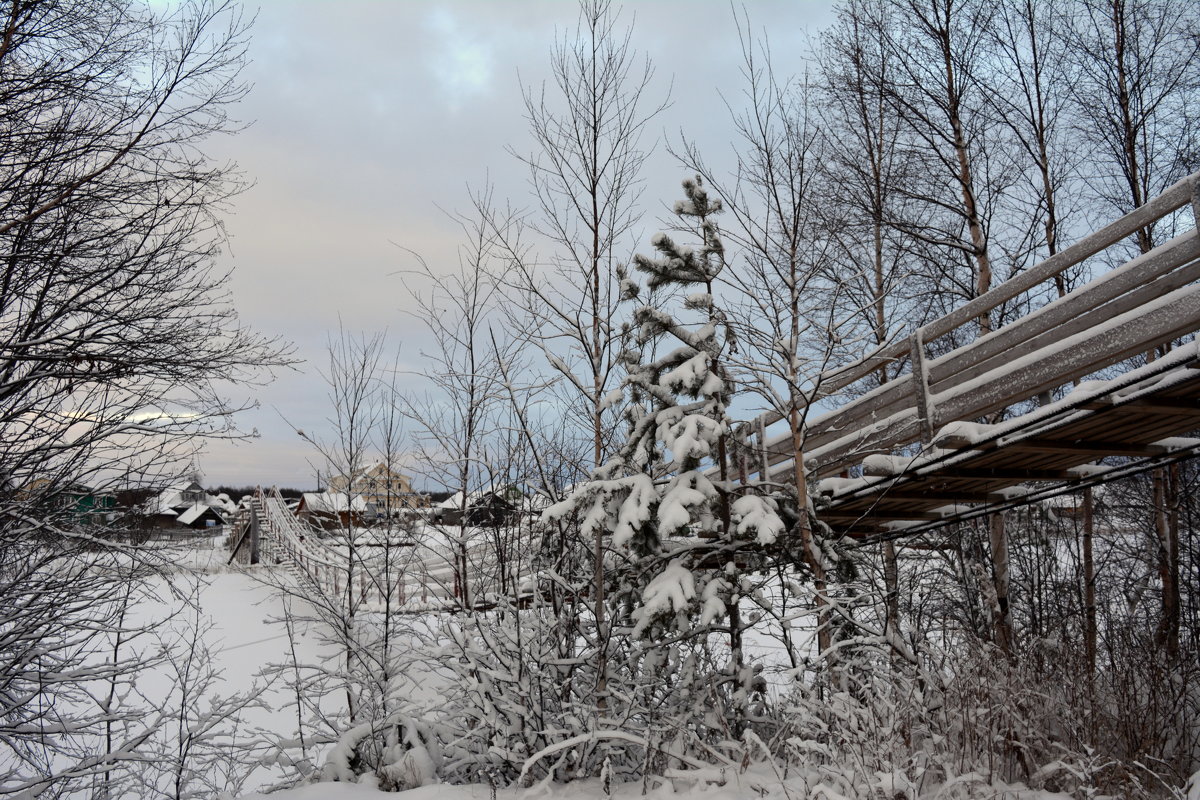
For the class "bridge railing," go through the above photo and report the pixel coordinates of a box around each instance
[252,487,527,612]
[749,170,1200,481]
[253,488,344,598]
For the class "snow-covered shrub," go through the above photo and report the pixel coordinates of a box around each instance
[433,601,605,784]
[320,716,441,791]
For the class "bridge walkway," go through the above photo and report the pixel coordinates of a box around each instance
[732,171,1200,541]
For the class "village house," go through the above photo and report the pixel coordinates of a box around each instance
[296,490,369,530]
[143,481,235,532]
[328,462,430,516]
[20,479,118,526]
[431,485,525,527]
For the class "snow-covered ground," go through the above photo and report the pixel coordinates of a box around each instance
[122,538,340,794]
[128,534,1191,800]
[240,769,1080,799]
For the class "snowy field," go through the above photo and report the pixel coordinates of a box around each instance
[92,529,1191,800]
[144,541,1095,799]
[130,540,339,794]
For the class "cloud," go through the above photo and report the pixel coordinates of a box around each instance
[196,0,842,489]
[424,7,494,108]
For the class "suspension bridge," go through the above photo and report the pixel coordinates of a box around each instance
[735,171,1200,541]
[228,487,520,612]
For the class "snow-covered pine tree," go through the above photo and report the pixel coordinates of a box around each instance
[546,176,790,746]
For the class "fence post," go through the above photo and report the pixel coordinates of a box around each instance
[1191,177,1200,231]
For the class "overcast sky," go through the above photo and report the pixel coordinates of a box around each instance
[200,0,839,490]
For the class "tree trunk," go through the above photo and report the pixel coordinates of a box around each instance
[1153,465,1180,660]
[1082,486,1097,679]
[791,406,832,664]
[989,513,1015,656]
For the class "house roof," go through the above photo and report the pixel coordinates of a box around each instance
[332,462,414,487]
[364,462,412,482]
[436,486,524,510]
[522,491,553,512]
[300,491,367,514]
[147,482,235,516]
[177,503,224,526]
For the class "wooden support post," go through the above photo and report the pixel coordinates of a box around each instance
[909,329,934,443]
[883,540,899,652]
[990,513,1015,657]
[1153,464,1181,660]
[1190,178,1200,232]
[757,417,769,482]
[1082,487,1096,679]
[250,506,260,566]
[735,424,749,486]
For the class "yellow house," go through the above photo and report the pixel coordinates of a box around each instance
[329,462,429,513]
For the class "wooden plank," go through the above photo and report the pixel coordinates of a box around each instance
[929,238,1200,389]
[935,283,1200,423]
[816,172,1198,395]
[911,330,933,442]
[840,443,1200,541]
[799,380,914,455]
[1005,438,1187,457]
[823,509,949,521]
[909,466,1090,482]
[823,396,1200,523]
[1083,397,1200,417]
[918,176,1198,349]
[807,413,924,478]
[786,289,1200,480]
[857,488,1009,504]
[933,261,1200,396]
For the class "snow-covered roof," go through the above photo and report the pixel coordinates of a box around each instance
[177,503,224,526]
[210,495,237,514]
[436,484,534,511]
[521,492,553,512]
[435,488,519,510]
[146,482,237,517]
[145,489,184,515]
[301,491,367,514]
[436,490,467,510]
[363,462,412,481]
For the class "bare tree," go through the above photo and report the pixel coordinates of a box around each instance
[1072,0,1199,662]
[303,329,390,722]
[819,0,922,658]
[821,0,920,369]
[871,0,1037,655]
[985,0,1085,273]
[399,201,506,611]
[0,2,289,794]
[1072,0,1200,251]
[495,0,667,711]
[673,19,849,668]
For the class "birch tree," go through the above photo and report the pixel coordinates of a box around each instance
[673,19,852,668]
[1072,0,1199,661]
[497,0,666,712]
[400,202,506,611]
[819,0,920,656]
